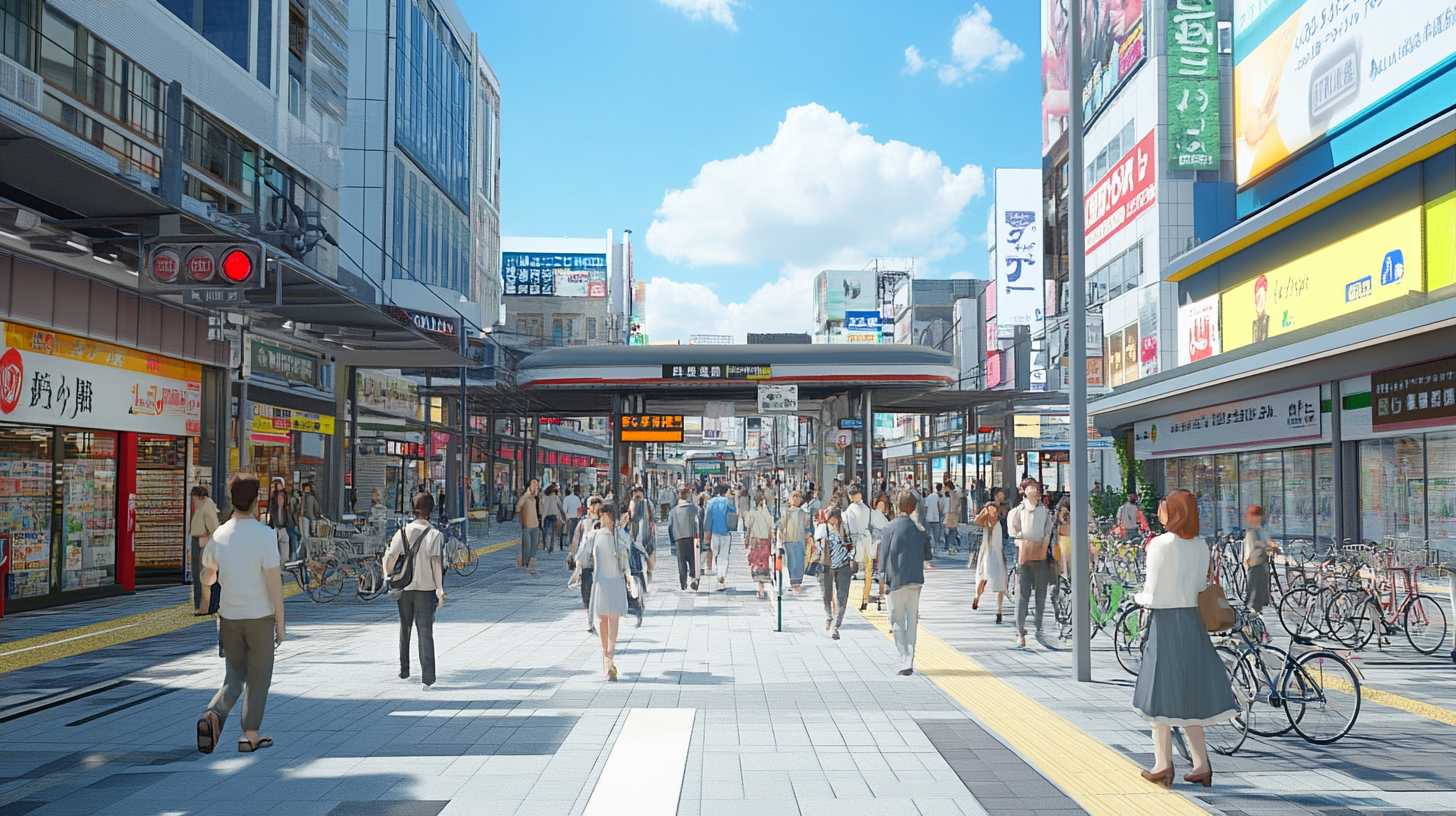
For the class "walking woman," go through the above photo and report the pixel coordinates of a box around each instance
[579,506,630,680]
[266,481,297,562]
[696,491,713,576]
[1133,489,1239,788]
[972,499,1008,623]
[817,507,855,640]
[540,484,561,553]
[745,494,775,598]
[1242,505,1279,614]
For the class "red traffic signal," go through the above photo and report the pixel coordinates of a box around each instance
[144,241,263,289]
[221,248,253,282]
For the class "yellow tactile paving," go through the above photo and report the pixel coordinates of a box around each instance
[1,537,521,675]
[1320,668,1456,728]
[854,591,1207,816]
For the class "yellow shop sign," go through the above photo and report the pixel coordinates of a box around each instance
[1222,208,1424,352]
[251,408,335,435]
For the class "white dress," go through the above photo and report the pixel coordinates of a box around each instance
[975,521,1008,593]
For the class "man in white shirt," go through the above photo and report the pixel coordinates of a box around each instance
[843,486,878,611]
[385,492,446,687]
[657,482,676,522]
[197,472,285,755]
[1007,479,1054,648]
[562,488,583,553]
[1117,494,1142,541]
[924,484,944,553]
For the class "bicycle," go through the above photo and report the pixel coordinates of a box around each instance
[1323,542,1448,655]
[286,537,386,604]
[436,517,477,576]
[1216,610,1362,745]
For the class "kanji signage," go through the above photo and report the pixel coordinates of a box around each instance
[1134,386,1322,458]
[1372,356,1456,431]
[619,414,685,443]
[247,339,320,387]
[1167,0,1220,171]
[660,364,772,380]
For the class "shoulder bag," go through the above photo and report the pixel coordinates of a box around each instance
[387,526,428,601]
[1198,560,1236,632]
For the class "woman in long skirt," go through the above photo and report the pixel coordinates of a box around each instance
[973,501,1009,623]
[579,507,631,681]
[745,495,775,597]
[1132,490,1238,788]
[1242,505,1278,614]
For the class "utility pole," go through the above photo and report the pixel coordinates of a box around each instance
[1069,0,1092,683]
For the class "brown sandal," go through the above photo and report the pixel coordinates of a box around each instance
[196,711,220,754]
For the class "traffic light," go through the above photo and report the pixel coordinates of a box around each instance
[144,239,264,290]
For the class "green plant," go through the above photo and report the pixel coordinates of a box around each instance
[1113,434,1136,495]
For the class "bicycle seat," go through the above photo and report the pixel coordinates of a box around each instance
[1292,634,1316,647]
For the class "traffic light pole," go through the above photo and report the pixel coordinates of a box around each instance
[1069,0,1092,683]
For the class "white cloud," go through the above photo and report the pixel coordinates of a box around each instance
[903,45,928,75]
[659,0,739,31]
[906,5,1024,86]
[642,103,986,342]
[646,103,984,269]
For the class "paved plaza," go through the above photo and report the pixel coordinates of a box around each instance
[1,522,1454,816]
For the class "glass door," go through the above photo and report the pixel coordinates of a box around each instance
[61,430,118,592]
[0,425,54,601]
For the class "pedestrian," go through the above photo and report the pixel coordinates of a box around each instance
[517,478,542,574]
[1133,490,1239,788]
[625,498,649,627]
[943,481,962,554]
[843,486,877,611]
[817,507,855,640]
[196,472,284,755]
[1052,496,1072,608]
[778,491,812,595]
[298,483,320,538]
[879,490,935,675]
[540,484,562,553]
[734,486,751,533]
[745,493,775,598]
[695,491,713,576]
[629,487,654,579]
[562,487,583,552]
[568,496,604,633]
[668,488,700,590]
[924,483,944,552]
[265,480,297,562]
[189,485,220,614]
[706,484,736,590]
[972,499,1008,623]
[1242,505,1279,614]
[579,506,631,681]
[657,481,675,522]
[385,491,446,687]
[1009,478,1054,648]
[1117,493,1142,541]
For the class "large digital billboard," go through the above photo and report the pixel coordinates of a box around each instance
[1234,0,1456,187]
[815,270,877,325]
[502,252,607,297]
[1041,0,1147,152]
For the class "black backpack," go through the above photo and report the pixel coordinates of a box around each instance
[387,526,427,599]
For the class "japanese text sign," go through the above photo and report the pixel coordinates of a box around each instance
[1134,386,1322,458]
[619,414,685,443]
[660,364,772,380]
[1085,130,1157,253]
[1372,356,1456,432]
[1168,0,1220,171]
[994,168,1044,327]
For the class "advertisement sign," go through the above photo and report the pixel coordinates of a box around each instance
[1372,355,1456,432]
[247,339,319,387]
[661,364,771,380]
[1134,386,1322,458]
[1085,130,1157,253]
[356,370,420,419]
[501,252,608,297]
[1167,0,1220,171]
[844,310,880,332]
[250,406,336,435]
[758,384,798,413]
[817,270,877,325]
[0,322,201,436]
[1138,285,1160,378]
[1083,0,1147,122]
[620,415,684,443]
[1233,0,1456,186]
[1221,208,1424,351]
[1177,296,1221,366]
[1041,0,1070,154]
[994,168,1044,326]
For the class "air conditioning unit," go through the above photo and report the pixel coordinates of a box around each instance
[0,54,43,112]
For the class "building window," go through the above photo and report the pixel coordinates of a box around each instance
[392,157,470,296]
[1085,119,1137,188]
[158,0,253,73]
[586,317,597,341]
[517,314,543,339]
[287,0,306,117]
[1088,243,1141,307]
[394,0,471,210]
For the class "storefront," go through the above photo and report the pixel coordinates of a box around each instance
[1,320,202,611]
[352,370,425,516]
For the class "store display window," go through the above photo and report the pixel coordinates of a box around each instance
[61,431,118,592]
[1,426,55,601]
[134,435,187,582]
[1163,446,1331,543]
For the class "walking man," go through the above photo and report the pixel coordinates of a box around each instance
[943,481,963,554]
[924,483,944,552]
[189,485,220,614]
[668,487,699,590]
[569,496,604,633]
[879,490,934,675]
[843,486,875,611]
[778,491,811,594]
[562,486,582,553]
[706,484,736,590]
[196,472,284,754]
[1009,478,1054,648]
[385,492,446,687]
[1117,493,1141,541]
[657,481,675,522]
[517,478,542,574]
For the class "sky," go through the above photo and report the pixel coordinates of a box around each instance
[465,0,1042,343]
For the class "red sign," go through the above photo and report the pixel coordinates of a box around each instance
[0,348,20,414]
[186,248,215,282]
[1084,130,1157,253]
[151,249,180,282]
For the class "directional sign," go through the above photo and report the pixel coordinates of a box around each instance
[758,383,798,413]
[185,287,246,305]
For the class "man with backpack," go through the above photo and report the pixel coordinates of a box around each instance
[385,492,446,686]
[705,483,737,591]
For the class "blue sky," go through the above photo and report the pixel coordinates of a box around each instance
[465,0,1041,341]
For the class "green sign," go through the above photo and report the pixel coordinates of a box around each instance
[1167,0,1219,171]
[249,339,319,387]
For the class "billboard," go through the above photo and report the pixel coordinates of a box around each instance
[994,168,1044,326]
[1085,130,1156,253]
[1177,295,1221,366]
[1083,0,1148,123]
[1167,0,1220,171]
[1233,0,1456,187]
[817,270,876,325]
[502,252,607,297]
[1041,0,1070,154]
[1221,208,1424,351]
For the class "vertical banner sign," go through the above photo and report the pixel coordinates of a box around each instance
[1085,131,1157,253]
[1167,0,1220,171]
[994,168,1044,326]
[1177,296,1221,366]
[1138,286,1161,378]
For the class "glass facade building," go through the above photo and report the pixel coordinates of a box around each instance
[394,0,471,210]
[393,157,470,296]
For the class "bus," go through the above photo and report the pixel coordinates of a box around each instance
[683,450,735,491]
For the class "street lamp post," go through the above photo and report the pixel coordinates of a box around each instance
[1068,0,1092,682]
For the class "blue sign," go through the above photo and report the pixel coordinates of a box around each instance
[1345,276,1372,303]
[844,310,880,332]
[1381,250,1404,287]
[839,418,864,430]
[502,252,607,297]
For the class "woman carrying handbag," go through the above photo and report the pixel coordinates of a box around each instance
[577,507,631,680]
[971,500,1008,623]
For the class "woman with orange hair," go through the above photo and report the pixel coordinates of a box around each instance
[1131,490,1237,789]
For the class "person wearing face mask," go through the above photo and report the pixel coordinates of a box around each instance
[1008,478,1054,649]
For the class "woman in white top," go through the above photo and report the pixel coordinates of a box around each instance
[578,507,631,680]
[1131,490,1238,789]
[972,500,1009,624]
[744,495,776,597]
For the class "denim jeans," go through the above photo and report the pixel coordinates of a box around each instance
[821,564,853,630]
[926,521,944,550]
[1015,560,1052,637]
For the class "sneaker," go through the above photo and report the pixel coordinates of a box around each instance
[399,670,410,680]
[691,580,699,590]
[832,629,840,640]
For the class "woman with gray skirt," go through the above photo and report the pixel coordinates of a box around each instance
[1132,489,1237,789]
[1242,505,1279,614]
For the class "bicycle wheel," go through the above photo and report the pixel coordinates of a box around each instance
[308,555,345,603]
[1285,650,1361,744]
[1324,591,1377,650]
[1113,605,1148,677]
[1240,646,1300,737]
[447,536,478,576]
[1278,586,1321,637]
[1208,649,1251,756]
[356,560,386,601]
[1403,593,1449,655]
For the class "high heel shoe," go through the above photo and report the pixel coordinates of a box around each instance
[1183,768,1212,787]
[972,597,980,610]
[1139,767,1174,788]
[995,612,1002,624]
[608,660,618,682]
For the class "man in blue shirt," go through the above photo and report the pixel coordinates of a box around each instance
[705,483,736,591]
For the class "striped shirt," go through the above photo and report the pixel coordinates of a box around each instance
[822,527,854,569]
